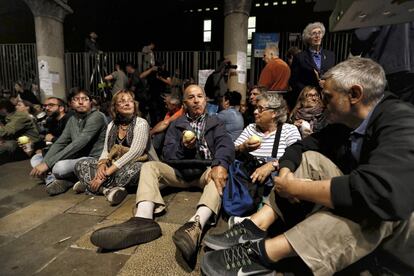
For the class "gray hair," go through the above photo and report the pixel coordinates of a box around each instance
[265,45,279,57]
[302,22,325,45]
[256,92,288,124]
[322,57,386,104]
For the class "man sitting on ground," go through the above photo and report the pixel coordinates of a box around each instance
[30,89,107,196]
[201,57,414,275]
[90,84,235,265]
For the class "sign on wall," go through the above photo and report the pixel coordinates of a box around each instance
[252,33,280,58]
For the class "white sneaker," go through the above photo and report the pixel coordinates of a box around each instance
[104,187,128,206]
[73,181,87,194]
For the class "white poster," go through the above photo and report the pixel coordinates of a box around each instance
[237,51,247,84]
[40,78,53,96]
[198,69,214,89]
[38,60,53,96]
[50,72,60,84]
[38,60,49,79]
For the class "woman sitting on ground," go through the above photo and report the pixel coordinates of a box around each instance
[234,92,301,188]
[289,86,326,138]
[74,90,158,206]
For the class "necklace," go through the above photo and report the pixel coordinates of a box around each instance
[119,124,129,131]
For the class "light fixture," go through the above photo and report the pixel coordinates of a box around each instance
[273,2,278,5]
[264,2,269,6]
[197,8,202,12]
[255,3,261,7]
[189,9,193,12]
[205,8,210,11]
[291,0,296,4]
[282,1,287,5]
[213,7,218,10]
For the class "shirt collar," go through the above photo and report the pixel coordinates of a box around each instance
[352,96,383,136]
[186,112,206,122]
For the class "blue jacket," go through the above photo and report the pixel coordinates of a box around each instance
[163,114,235,170]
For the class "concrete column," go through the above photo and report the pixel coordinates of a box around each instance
[223,0,252,102]
[23,0,72,100]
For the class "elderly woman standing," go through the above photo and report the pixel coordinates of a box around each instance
[288,22,335,109]
[74,90,158,205]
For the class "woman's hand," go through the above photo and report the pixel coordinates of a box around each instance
[96,164,107,181]
[90,176,106,192]
[250,162,274,183]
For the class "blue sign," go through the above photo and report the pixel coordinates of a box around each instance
[252,33,280,57]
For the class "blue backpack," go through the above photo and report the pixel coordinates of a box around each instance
[222,124,283,216]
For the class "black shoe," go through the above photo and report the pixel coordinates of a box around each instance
[201,241,275,276]
[203,219,266,250]
[172,215,202,263]
[46,179,73,196]
[90,217,161,250]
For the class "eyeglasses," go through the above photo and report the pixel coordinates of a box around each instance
[255,106,277,113]
[116,99,134,106]
[306,93,319,98]
[43,103,59,108]
[72,96,90,102]
[311,31,323,37]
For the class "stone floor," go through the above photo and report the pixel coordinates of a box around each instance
[0,160,229,276]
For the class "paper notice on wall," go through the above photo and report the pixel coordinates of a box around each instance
[40,78,53,96]
[198,69,214,89]
[237,51,247,84]
[38,60,49,79]
[50,72,60,84]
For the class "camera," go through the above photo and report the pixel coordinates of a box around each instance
[225,62,238,70]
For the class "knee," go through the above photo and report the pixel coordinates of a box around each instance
[52,160,71,178]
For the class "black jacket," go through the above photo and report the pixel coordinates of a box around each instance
[279,92,414,221]
[163,114,235,170]
[289,48,335,94]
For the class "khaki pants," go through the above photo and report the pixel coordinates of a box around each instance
[266,151,414,275]
[135,161,221,216]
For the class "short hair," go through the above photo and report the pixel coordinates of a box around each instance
[183,84,205,99]
[250,85,267,95]
[302,22,326,45]
[0,99,16,113]
[265,45,279,57]
[256,92,288,124]
[110,89,140,119]
[286,46,301,59]
[322,57,386,105]
[224,91,241,106]
[68,89,92,102]
[46,97,65,107]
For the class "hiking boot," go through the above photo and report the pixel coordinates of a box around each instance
[90,217,161,250]
[172,215,202,263]
[201,241,276,276]
[203,219,266,251]
[103,187,128,206]
[46,179,73,196]
[73,181,87,194]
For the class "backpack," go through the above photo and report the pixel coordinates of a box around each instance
[222,124,283,216]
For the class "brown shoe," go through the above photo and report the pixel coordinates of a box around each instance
[172,215,202,263]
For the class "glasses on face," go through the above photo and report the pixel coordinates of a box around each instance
[116,99,134,106]
[255,105,276,113]
[72,96,90,102]
[311,31,322,37]
[43,103,59,108]
[306,93,319,99]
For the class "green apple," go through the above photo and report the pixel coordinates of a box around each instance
[183,130,195,142]
[18,136,30,144]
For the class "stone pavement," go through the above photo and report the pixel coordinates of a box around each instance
[0,160,229,276]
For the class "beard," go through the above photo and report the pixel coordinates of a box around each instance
[48,110,60,118]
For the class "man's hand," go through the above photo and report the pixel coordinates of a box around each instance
[30,162,49,177]
[182,133,196,149]
[207,165,228,196]
[45,134,54,142]
[251,162,274,183]
[274,171,296,199]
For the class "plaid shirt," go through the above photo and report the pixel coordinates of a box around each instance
[186,113,212,160]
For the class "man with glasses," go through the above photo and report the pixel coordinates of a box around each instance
[30,89,107,196]
[30,97,72,178]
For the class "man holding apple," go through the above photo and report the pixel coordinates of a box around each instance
[90,84,235,266]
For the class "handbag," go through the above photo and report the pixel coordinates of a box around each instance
[222,124,283,216]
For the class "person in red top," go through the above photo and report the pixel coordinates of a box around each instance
[150,94,184,156]
[258,45,291,92]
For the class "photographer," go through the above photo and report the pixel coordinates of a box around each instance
[140,59,171,126]
[204,59,237,113]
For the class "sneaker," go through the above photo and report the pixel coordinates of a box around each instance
[90,217,161,250]
[46,179,73,196]
[203,219,266,251]
[73,181,87,194]
[201,241,275,276]
[172,215,202,263]
[104,187,128,206]
[228,215,251,229]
